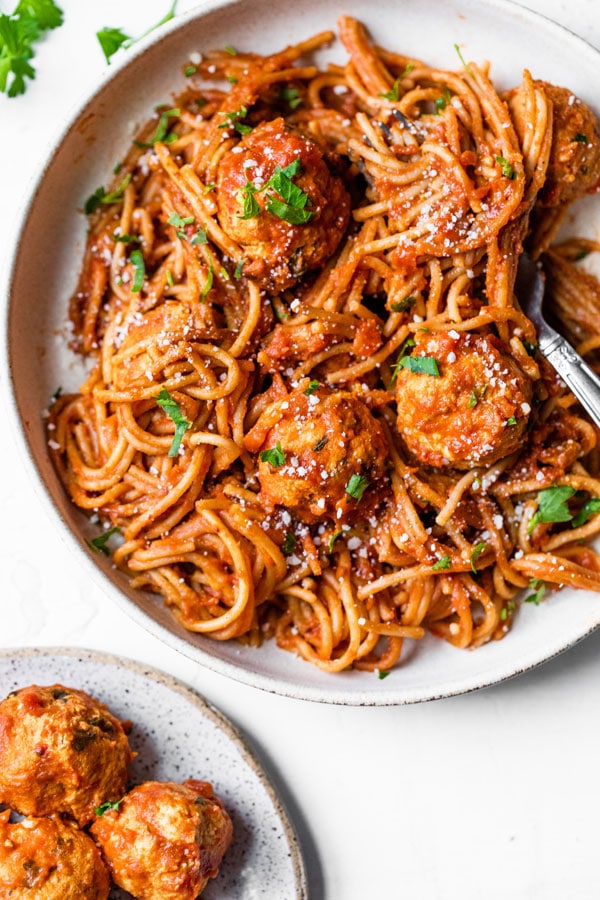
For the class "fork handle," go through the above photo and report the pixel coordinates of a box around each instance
[540,330,600,430]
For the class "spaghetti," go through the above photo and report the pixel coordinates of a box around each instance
[49,17,600,674]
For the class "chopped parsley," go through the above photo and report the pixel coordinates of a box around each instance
[572,497,600,528]
[281,532,296,554]
[572,133,588,143]
[96,1,177,64]
[432,554,451,571]
[129,249,145,292]
[224,43,237,55]
[238,182,261,219]
[528,485,575,534]
[167,212,194,228]
[87,526,121,557]
[435,86,451,114]
[265,159,314,225]
[0,0,64,97]
[346,474,369,502]
[328,530,342,552]
[200,261,214,302]
[279,86,302,109]
[234,258,246,279]
[94,798,123,816]
[396,355,440,377]
[524,578,545,605]
[219,105,252,135]
[378,669,391,680]
[156,388,191,456]
[112,232,140,245]
[391,336,416,381]
[499,600,516,621]
[135,107,180,148]
[506,416,517,426]
[390,296,416,313]
[454,43,472,74]
[184,64,196,76]
[470,541,487,573]
[166,269,174,286]
[84,173,132,215]
[260,441,285,467]
[379,78,401,102]
[303,380,320,396]
[191,228,208,246]
[496,155,516,179]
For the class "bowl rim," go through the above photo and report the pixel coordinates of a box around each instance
[3,0,600,706]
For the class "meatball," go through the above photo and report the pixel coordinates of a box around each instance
[394,331,533,469]
[216,117,350,290]
[0,811,109,899]
[537,81,600,206]
[0,685,134,826]
[111,301,207,391]
[90,780,233,900]
[244,386,389,521]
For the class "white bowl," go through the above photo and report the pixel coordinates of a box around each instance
[4,0,600,704]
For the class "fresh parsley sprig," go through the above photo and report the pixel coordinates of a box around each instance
[528,485,575,535]
[97,0,177,65]
[0,0,64,98]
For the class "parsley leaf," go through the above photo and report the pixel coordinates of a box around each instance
[378,669,391,680]
[390,296,416,313]
[281,532,296,554]
[470,541,487,573]
[528,485,575,534]
[218,105,252,134]
[346,474,369,502]
[328,530,342,552]
[260,441,285,468]
[0,0,63,98]
[87,526,121,556]
[496,155,516,179]
[572,133,588,143]
[379,78,401,102]
[200,261,213,302]
[238,182,261,219]
[135,107,180,148]
[167,212,194,228]
[524,577,545,605]
[432,554,451,571]
[97,0,177,64]
[265,159,314,225]
[233,258,246,279]
[396,355,440,377]
[572,497,600,528]
[156,388,191,457]
[84,173,132,215]
[94,798,124,816]
[129,249,145,293]
[279,86,302,109]
[303,380,320,396]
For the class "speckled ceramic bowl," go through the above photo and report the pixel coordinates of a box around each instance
[0,647,307,898]
[4,0,600,704]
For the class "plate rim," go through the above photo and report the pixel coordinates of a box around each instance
[3,0,600,706]
[0,645,308,898]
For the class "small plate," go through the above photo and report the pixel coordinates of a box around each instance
[0,647,307,899]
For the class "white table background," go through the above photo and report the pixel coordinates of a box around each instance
[2,1,600,897]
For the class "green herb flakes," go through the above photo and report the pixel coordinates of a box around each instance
[346,474,369,502]
[87,526,121,557]
[156,388,191,457]
[260,441,286,468]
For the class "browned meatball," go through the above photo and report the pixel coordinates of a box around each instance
[90,780,233,900]
[216,117,350,289]
[537,81,600,206]
[0,811,110,899]
[395,331,533,469]
[0,685,134,826]
[244,386,389,521]
[111,301,207,390]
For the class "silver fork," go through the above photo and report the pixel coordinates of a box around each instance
[516,252,600,430]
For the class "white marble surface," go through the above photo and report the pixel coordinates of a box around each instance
[2,1,600,897]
